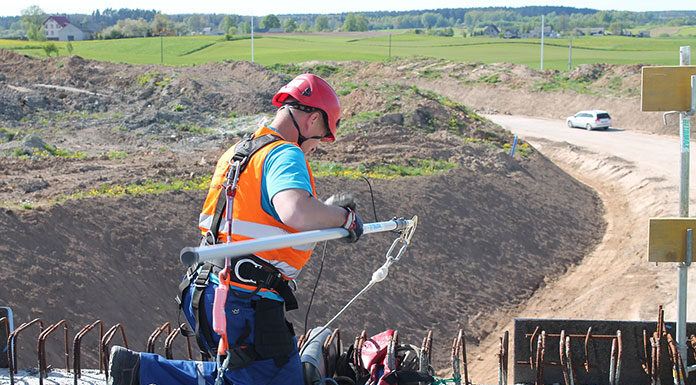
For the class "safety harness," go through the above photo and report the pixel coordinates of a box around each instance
[176,132,299,369]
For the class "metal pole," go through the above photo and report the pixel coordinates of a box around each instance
[677,44,691,373]
[180,217,417,266]
[251,16,254,63]
[389,34,391,59]
[540,15,544,71]
[568,35,572,71]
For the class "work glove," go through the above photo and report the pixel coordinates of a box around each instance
[341,207,364,243]
[324,193,357,211]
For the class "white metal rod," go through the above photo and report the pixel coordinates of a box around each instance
[180,218,414,266]
[677,45,691,373]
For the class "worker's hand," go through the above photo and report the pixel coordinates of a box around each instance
[324,193,357,211]
[341,208,363,243]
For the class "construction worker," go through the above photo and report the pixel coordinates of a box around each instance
[108,74,363,385]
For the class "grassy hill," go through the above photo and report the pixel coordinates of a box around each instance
[2,32,694,69]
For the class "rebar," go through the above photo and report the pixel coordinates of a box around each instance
[147,322,172,354]
[535,331,546,385]
[565,335,577,385]
[38,319,69,385]
[7,318,44,385]
[616,330,623,384]
[73,320,104,385]
[497,330,508,385]
[101,324,128,380]
[609,338,617,385]
[322,329,340,377]
[584,327,592,373]
[560,330,570,385]
[164,324,193,360]
[451,331,461,385]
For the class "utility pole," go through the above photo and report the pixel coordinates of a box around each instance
[251,16,254,63]
[677,45,692,369]
[389,34,391,59]
[540,15,545,71]
[568,35,572,71]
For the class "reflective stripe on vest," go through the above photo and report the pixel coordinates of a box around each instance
[198,126,316,279]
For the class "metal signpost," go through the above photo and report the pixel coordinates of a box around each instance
[645,45,696,373]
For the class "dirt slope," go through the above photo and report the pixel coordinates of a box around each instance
[0,53,605,374]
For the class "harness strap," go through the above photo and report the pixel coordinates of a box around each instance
[205,133,283,245]
[176,264,216,360]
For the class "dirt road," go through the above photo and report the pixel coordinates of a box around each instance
[468,115,693,383]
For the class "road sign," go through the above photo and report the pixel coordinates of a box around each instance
[641,66,696,111]
[648,218,696,262]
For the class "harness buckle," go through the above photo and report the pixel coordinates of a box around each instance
[234,258,262,284]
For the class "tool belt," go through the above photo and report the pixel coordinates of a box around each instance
[176,255,298,364]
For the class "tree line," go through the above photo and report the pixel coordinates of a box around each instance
[5,5,696,40]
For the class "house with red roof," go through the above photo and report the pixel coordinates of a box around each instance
[43,16,91,41]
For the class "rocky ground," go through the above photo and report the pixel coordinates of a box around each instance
[0,50,607,377]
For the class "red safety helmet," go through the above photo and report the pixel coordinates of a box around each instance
[272,74,341,142]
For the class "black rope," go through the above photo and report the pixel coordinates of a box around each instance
[361,176,379,222]
[304,240,329,335]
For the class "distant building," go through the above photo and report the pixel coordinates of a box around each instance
[503,30,519,39]
[43,16,91,41]
[638,30,651,38]
[482,24,500,37]
[588,27,605,36]
[530,25,554,38]
[202,27,224,35]
[266,28,285,33]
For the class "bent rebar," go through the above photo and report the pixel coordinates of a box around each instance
[101,324,128,380]
[147,322,172,354]
[164,323,193,360]
[8,318,44,385]
[73,319,104,385]
[38,319,69,385]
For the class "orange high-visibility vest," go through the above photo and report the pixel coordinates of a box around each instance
[198,126,316,281]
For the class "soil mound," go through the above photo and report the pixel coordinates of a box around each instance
[0,54,605,372]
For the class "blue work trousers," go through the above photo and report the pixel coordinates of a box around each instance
[138,278,302,385]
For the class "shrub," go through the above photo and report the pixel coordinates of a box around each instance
[42,42,59,57]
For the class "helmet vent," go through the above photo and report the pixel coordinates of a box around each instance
[302,87,312,97]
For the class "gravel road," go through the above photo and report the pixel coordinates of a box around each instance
[469,114,695,383]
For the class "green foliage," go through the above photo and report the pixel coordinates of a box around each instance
[172,104,184,112]
[315,15,330,32]
[310,158,458,179]
[21,202,35,210]
[0,127,17,143]
[480,74,501,84]
[219,15,237,33]
[152,13,174,35]
[106,150,128,159]
[284,19,298,33]
[261,14,281,29]
[66,42,73,54]
[70,174,211,200]
[343,14,369,32]
[21,5,46,41]
[42,42,58,57]
[136,72,172,87]
[238,22,250,34]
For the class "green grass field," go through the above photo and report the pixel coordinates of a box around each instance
[2,32,695,70]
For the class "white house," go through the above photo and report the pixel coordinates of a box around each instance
[43,16,90,41]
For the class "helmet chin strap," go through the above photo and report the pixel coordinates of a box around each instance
[284,106,309,146]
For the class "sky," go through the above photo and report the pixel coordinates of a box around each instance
[2,0,694,17]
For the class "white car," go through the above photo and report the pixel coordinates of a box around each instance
[566,110,612,130]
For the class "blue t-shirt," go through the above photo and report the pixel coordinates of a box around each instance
[260,127,313,221]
